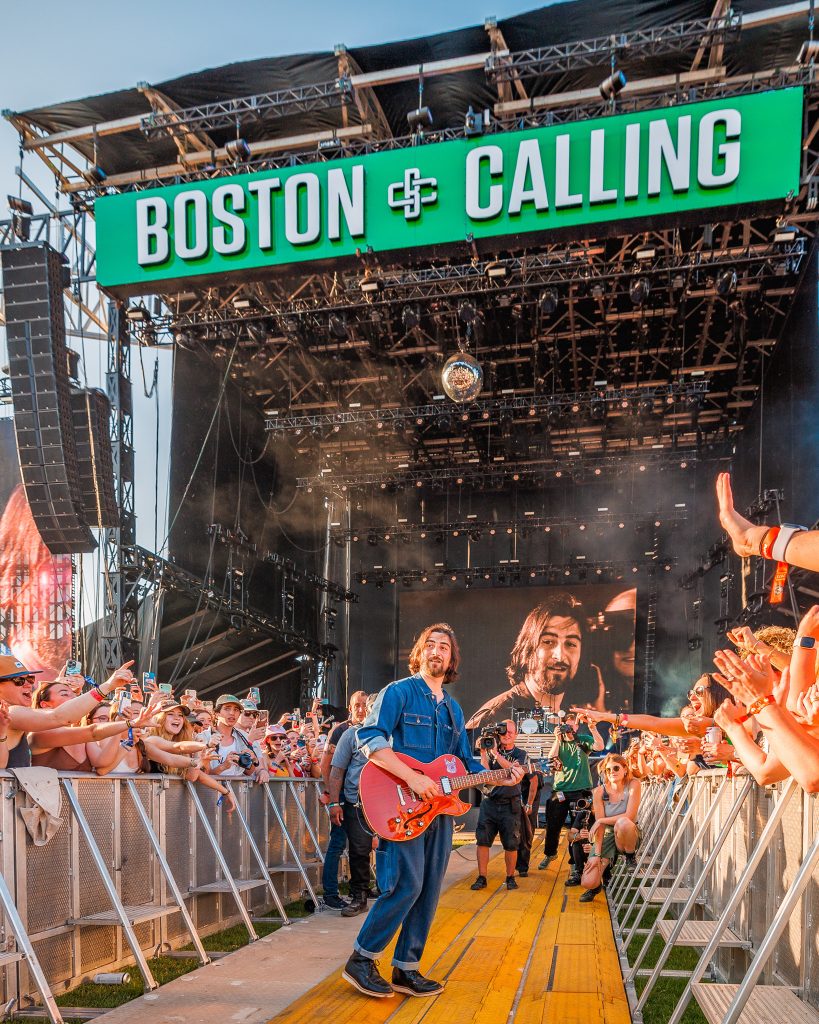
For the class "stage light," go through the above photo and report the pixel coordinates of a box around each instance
[797,39,819,64]
[599,69,627,99]
[450,573,458,582]
[555,470,563,478]
[367,531,378,546]
[442,352,487,399]
[637,395,654,419]
[464,574,473,588]
[630,278,650,306]
[680,460,688,469]
[774,224,799,244]
[469,529,482,542]
[407,106,433,131]
[225,138,252,161]
[546,404,563,428]
[635,245,656,261]
[591,282,605,300]
[539,289,559,316]
[421,573,428,582]
[328,314,348,340]
[401,305,421,330]
[85,164,107,184]
[360,276,384,294]
[464,105,486,137]
[403,577,412,587]
[458,300,478,324]
[590,396,607,422]
[715,268,737,296]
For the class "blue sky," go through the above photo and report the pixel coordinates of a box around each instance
[0,0,554,205]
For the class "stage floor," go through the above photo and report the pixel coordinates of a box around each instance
[90,841,630,1024]
[270,844,630,1024]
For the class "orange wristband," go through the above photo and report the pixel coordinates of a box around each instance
[736,694,776,723]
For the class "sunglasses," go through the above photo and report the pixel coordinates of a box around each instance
[688,685,709,698]
[605,765,623,773]
[0,676,35,687]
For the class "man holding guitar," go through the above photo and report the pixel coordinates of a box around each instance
[343,623,525,999]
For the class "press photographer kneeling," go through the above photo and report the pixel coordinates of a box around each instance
[471,719,528,892]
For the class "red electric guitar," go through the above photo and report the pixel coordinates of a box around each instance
[358,751,517,842]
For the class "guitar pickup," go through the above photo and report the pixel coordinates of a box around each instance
[440,777,452,795]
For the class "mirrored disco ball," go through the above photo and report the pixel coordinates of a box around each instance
[441,352,483,403]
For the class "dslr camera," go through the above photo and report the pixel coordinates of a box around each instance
[237,751,259,770]
[479,722,508,750]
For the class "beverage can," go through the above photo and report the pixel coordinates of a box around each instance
[705,726,722,745]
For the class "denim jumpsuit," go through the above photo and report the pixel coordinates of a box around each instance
[354,674,484,969]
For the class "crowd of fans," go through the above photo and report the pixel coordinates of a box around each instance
[0,658,339,819]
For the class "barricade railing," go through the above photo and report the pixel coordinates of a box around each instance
[607,770,819,1024]
[0,772,329,1022]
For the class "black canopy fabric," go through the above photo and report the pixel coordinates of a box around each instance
[16,1,806,178]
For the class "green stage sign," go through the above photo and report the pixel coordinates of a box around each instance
[95,88,803,290]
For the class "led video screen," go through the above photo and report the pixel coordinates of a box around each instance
[398,584,636,726]
[0,420,73,675]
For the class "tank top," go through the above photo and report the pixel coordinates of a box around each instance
[31,746,93,772]
[603,782,631,818]
[7,733,31,768]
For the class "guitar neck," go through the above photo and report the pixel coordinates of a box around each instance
[451,767,514,791]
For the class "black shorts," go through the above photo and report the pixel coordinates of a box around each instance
[475,798,521,851]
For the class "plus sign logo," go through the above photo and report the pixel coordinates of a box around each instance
[387,168,438,221]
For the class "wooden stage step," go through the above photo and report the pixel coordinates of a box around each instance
[657,919,749,947]
[692,983,819,1024]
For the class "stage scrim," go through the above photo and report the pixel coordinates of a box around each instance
[398,584,636,724]
[0,419,72,675]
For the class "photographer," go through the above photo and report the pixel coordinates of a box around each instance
[470,719,529,892]
[516,755,545,877]
[539,712,604,871]
[201,694,269,783]
[565,798,595,888]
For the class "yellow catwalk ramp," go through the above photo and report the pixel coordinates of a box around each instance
[269,848,631,1024]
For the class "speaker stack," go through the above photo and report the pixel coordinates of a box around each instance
[0,242,97,553]
[70,388,119,528]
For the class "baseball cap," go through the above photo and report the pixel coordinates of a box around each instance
[240,699,259,712]
[265,724,287,738]
[215,693,242,710]
[154,697,184,714]
[0,655,43,681]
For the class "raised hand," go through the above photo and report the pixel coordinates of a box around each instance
[716,473,758,557]
[103,661,136,693]
[796,683,819,726]
[713,649,775,707]
[714,698,745,730]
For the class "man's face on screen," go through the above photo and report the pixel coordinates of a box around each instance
[526,615,582,700]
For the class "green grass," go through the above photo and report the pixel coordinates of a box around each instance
[46,897,311,1014]
[615,903,708,1024]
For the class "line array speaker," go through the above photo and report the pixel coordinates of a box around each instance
[0,242,96,553]
[70,388,119,528]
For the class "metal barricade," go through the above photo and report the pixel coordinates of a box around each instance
[0,772,326,1021]
[610,770,819,1024]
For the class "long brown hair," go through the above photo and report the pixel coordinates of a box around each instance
[408,623,460,684]
[598,753,633,785]
[147,710,197,777]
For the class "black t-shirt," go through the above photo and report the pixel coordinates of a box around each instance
[328,721,351,748]
[485,744,528,800]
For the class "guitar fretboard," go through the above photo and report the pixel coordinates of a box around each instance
[449,768,514,791]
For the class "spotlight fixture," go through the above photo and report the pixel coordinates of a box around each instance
[85,164,107,184]
[539,289,559,317]
[360,275,384,294]
[407,106,433,131]
[367,531,378,546]
[464,105,487,137]
[485,261,507,279]
[458,300,478,324]
[635,245,656,261]
[590,396,607,422]
[797,39,819,64]
[629,278,650,306]
[401,305,420,330]
[715,268,737,297]
[225,138,252,162]
[328,314,348,340]
[637,395,654,419]
[773,224,799,244]
[599,69,627,100]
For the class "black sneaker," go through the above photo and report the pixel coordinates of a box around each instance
[506,876,518,890]
[564,871,581,887]
[342,952,394,998]
[323,894,349,910]
[341,897,368,918]
[391,967,444,997]
[518,870,528,877]
[579,885,602,903]
[538,855,555,870]
[624,852,637,869]
[470,875,487,890]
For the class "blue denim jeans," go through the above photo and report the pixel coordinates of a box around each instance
[354,815,453,969]
[321,819,348,897]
